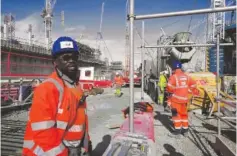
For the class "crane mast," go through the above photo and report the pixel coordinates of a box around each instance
[207,0,225,42]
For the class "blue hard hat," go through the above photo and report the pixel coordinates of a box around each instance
[52,36,79,57]
[172,60,182,69]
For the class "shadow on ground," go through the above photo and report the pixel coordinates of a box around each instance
[154,111,174,133]
[202,122,236,143]
[92,135,111,156]
[162,144,184,156]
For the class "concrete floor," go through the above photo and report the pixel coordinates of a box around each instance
[1,87,236,156]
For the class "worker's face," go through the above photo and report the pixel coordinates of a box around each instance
[54,52,79,78]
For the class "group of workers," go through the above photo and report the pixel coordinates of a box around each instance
[158,61,196,138]
[22,35,196,155]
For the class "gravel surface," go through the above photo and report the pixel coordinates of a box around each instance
[1,87,236,156]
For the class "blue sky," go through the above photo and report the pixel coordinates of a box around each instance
[2,0,210,27]
[2,0,235,67]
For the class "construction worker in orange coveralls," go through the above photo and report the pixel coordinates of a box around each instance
[114,72,124,96]
[166,61,196,138]
[22,36,92,156]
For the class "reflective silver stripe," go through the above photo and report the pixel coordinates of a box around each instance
[172,94,188,100]
[174,127,181,129]
[190,84,196,88]
[24,140,65,156]
[174,75,179,87]
[181,120,188,122]
[183,127,189,129]
[68,124,84,132]
[23,140,35,149]
[56,120,84,132]
[63,140,82,147]
[44,143,65,156]
[173,120,182,123]
[56,120,68,130]
[33,145,45,156]
[176,85,188,89]
[167,83,175,88]
[43,78,64,109]
[31,120,55,131]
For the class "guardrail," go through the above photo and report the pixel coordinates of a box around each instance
[1,38,50,55]
[1,38,106,66]
[214,97,236,156]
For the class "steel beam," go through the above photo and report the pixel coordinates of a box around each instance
[214,114,236,129]
[135,6,236,20]
[141,21,145,101]
[141,43,234,48]
[222,117,236,120]
[216,98,236,108]
[129,0,135,133]
[216,34,221,136]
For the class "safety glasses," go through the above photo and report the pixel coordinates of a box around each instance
[60,53,79,62]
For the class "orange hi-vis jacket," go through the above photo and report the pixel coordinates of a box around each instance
[22,70,90,156]
[114,76,124,85]
[166,69,196,103]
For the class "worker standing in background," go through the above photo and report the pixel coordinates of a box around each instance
[166,61,196,138]
[114,72,124,97]
[22,36,92,156]
[158,70,168,107]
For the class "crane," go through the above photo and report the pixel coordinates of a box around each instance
[95,2,113,62]
[95,2,105,60]
[41,0,57,51]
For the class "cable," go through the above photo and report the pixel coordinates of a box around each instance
[100,33,114,62]
[134,25,155,59]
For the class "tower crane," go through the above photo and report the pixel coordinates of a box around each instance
[41,0,57,51]
[95,2,105,60]
[95,2,113,63]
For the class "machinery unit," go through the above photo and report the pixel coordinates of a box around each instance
[144,32,196,102]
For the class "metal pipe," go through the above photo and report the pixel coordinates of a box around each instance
[222,117,236,120]
[135,6,236,20]
[129,0,134,133]
[216,98,236,108]
[141,21,145,101]
[142,43,234,48]
[214,114,236,129]
[216,34,221,136]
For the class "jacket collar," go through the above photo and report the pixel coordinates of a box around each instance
[174,69,183,74]
[53,69,78,88]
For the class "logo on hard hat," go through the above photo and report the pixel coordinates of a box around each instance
[60,41,74,49]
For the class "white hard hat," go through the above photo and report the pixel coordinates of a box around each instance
[116,72,119,75]
[160,70,168,75]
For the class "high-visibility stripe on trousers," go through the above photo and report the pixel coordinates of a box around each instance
[171,101,188,130]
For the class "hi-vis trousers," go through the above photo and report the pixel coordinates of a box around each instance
[171,102,188,130]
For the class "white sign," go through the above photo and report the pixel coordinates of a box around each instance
[60,41,74,49]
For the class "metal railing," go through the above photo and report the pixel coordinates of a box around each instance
[213,97,236,156]
[127,1,237,155]
[1,37,106,66]
[1,38,50,55]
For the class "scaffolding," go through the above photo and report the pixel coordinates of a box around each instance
[128,0,236,155]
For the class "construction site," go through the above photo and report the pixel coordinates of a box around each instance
[1,0,236,156]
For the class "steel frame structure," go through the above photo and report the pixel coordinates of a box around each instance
[128,0,236,154]
[142,43,234,48]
